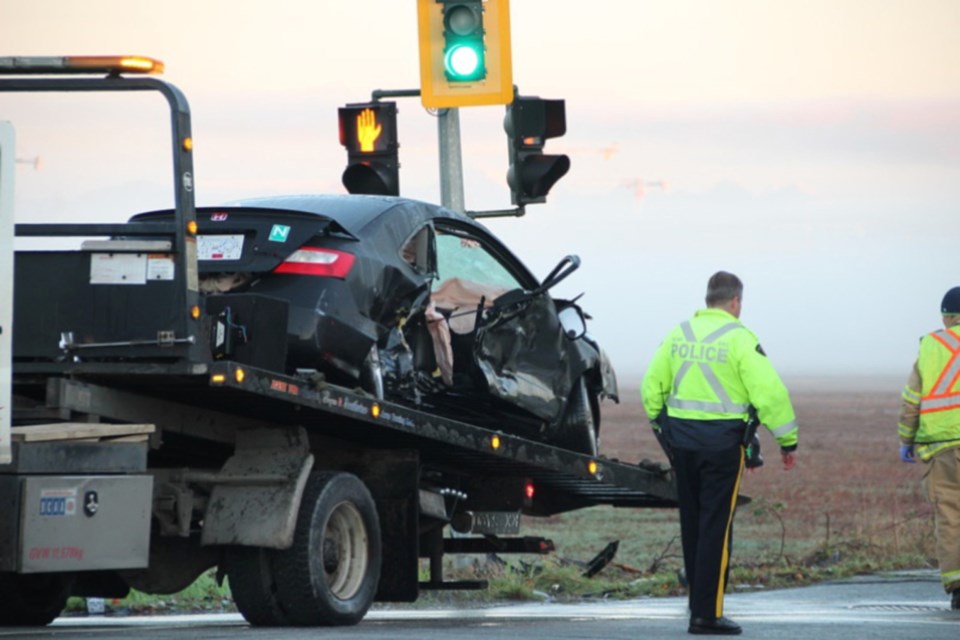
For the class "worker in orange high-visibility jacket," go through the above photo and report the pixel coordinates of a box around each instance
[898,285,960,611]
[642,271,798,637]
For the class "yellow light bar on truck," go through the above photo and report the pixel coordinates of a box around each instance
[0,55,164,75]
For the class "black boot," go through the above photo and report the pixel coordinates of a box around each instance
[951,589,960,611]
[689,615,742,635]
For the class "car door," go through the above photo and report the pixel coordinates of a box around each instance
[432,223,583,425]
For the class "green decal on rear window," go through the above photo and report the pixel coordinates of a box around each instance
[268,224,291,243]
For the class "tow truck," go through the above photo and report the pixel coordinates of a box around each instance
[0,56,677,627]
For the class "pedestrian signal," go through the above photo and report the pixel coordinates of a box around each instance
[338,102,399,197]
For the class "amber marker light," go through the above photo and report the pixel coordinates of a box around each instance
[235,368,246,383]
[211,373,226,384]
[371,403,381,418]
[68,55,164,74]
[116,56,163,73]
[186,220,198,235]
[0,55,164,75]
[490,435,501,450]
[587,460,599,476]
[182,137,193,152]
[190,305,201,320]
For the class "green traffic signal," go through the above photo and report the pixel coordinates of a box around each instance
[445,43,483,80]
[442,1,485,82]
[417,0,513,108]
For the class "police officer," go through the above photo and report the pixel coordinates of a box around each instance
[641,271,798,636]
[898,285,960,610]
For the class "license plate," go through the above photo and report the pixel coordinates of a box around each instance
[470,511,521,534]
[198,234,244,261]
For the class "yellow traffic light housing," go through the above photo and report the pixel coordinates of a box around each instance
[417,0,513,109]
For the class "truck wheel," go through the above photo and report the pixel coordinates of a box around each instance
[556,377,599,456]
[224,546,290,627]
[0,572,74,626]
[271,472,381,626]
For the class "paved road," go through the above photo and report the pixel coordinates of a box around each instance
[3,571,956,639]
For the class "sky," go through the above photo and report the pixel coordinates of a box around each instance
[1,0,958,384]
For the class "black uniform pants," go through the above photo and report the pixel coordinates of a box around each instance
[672,444,745,620]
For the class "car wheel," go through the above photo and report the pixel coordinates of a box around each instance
[0,572,74,626]
[555,377,599,456]
[270,472,382,626]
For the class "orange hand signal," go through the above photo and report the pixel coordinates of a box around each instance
[356,108,382,152]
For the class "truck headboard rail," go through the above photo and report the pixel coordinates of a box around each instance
[15,222,177,238]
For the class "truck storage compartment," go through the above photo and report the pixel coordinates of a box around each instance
[204,293,289,372]
[0,474,153,573]
[13,249,194,362]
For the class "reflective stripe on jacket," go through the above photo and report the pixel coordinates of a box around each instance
[900,327,960,461]
[642,308,798,449]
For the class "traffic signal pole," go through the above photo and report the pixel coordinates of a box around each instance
[371,88,521,218]
[371,87,466,211]
[0,121,13,464]
[437,107,465,213]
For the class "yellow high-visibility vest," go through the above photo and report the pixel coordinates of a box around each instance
[911,328,960,460]
[642,308,798,448]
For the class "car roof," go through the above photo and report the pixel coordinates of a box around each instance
[224,194,475,236]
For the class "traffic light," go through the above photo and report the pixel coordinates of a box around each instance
[442,2,484,82]
[417,0,513,108]
[338,101,399,196]
[504,97,571,206]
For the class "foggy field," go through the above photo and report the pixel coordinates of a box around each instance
[516,377,936,589]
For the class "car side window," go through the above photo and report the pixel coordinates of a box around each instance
[400,225,433,274]
[433,230,522,292]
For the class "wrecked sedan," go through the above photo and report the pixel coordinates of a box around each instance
[132,195,618,454]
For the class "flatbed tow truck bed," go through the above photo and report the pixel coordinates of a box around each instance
[14,362,676,513]
[208,362,676,509]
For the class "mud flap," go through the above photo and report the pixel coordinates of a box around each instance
[201,426,313,549]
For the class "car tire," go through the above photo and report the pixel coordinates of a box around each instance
[556,377,599,456]
[269,472,382,626]
[0,571,74,626]
[224,546,290,627]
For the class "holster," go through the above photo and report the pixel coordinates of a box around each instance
[743,406,764,469]
[653,410,674,463]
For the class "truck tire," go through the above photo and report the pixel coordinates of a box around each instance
[270,472,381,626]
[0,572,74,626]
[555,377,599,456]
[224,546,290,627]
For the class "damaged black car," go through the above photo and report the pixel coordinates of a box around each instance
[132,195,618,454]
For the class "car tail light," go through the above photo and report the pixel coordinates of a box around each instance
[273,247,355,278]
